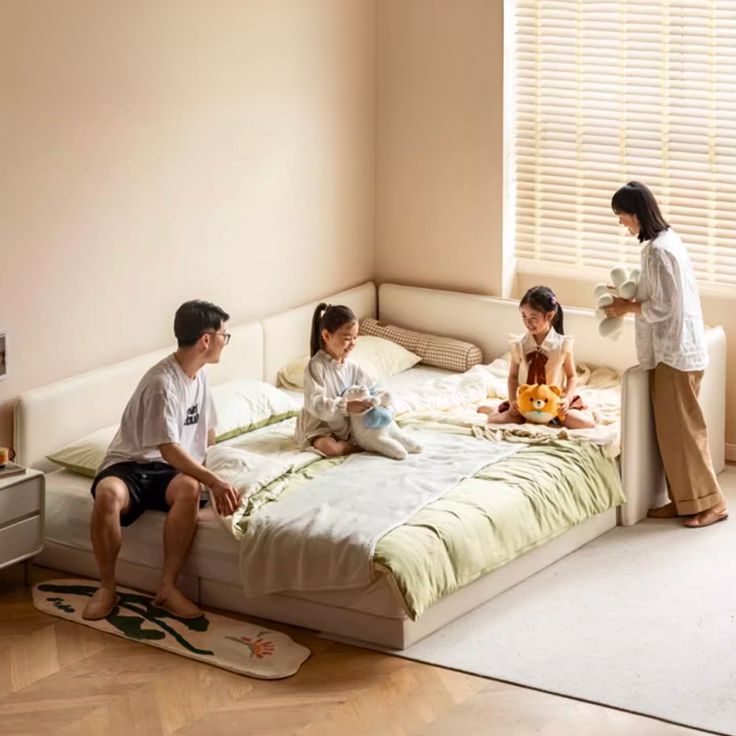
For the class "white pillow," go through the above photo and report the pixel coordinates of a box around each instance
[277,335,422,390]
[46,380,300,477]
[212,378,300,441]
[47,424,118,478]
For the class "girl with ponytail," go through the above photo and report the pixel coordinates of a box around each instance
[295,303,375,456]
[478,285,595,429]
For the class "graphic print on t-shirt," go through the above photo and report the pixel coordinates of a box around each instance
[184,404,200,426]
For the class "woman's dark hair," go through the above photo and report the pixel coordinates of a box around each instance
[310,303,358,356]
[174,300,230,348]
[611,181,669,243]
[520,286,564,335]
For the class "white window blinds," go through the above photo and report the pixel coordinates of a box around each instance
[513,0,736,286]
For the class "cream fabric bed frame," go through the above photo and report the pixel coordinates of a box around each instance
[15,282,726,649]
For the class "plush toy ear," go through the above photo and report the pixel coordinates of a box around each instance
[593,282,609,299]
[549,385,563,396]
[610,265,628,288]
[618,280,638,300]
[518,384,531,395]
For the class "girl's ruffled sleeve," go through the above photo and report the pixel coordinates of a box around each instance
[509,334,523,364]
[561,335,574,358]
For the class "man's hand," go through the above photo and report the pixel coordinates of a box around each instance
[604,297,632,318]
[208,478,240,517]
[347,399,374,413]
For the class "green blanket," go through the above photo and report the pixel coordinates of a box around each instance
[234,432,624,620]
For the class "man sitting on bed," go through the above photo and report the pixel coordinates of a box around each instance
[82,299,240,621]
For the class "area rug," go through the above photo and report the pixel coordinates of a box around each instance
[33,579,310,679]
[393,472,736,736]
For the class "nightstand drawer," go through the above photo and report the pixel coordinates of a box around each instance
[0,474,43,521]
[0,516,42,567]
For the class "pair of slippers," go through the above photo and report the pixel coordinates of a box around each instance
[81,588,203,621]
[647,502,729,528]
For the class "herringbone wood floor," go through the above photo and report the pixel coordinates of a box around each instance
[0,565,702,736]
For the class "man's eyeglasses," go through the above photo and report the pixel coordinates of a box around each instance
[201,331,231,346]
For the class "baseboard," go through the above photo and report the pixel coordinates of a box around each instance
[726,443,736,464]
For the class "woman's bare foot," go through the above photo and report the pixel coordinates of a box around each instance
[477,405,493,416]
[683,504,729,528]
[82,585,119,620]
[154,587,203,619]
[647,502,679,519]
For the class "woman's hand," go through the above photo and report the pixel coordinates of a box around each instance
[604,297,632,318]
[347,399,374,413]
[558,396,570,416]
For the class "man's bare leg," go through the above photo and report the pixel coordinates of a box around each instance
[83,477,130,620]
[154,474,202,618]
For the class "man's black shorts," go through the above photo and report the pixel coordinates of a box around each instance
[90,461,182,527]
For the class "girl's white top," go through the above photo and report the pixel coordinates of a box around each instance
[295,349,373,448]
[509,327,573,389]
[635,228,708,372]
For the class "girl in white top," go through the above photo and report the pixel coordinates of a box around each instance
[478,286,595,429]
[295,303,375,456]
[606,181,727,528]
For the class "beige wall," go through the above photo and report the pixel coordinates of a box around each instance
[375,0,505,295]
[0,0,375,446]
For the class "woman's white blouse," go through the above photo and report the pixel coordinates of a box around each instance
[635,228,708,372]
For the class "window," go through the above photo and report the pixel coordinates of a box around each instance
[512,0,736,287]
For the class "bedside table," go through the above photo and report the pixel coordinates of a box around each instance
[0,468,45,570]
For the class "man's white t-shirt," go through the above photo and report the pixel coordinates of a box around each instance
[100,354,216,472]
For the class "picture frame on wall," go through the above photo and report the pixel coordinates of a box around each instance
[0,330,6,381]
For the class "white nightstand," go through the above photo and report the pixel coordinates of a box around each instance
[0,468,45,570]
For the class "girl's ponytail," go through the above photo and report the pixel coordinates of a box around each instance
[552,303,564,335]
[310,303,328,357]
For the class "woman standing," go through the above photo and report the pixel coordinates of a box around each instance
[606,181,728,528]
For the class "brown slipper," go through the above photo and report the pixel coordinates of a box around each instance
[683,509,729,529]
[153,590,203,620]
[82,588,119,620]
[647,502,679,519]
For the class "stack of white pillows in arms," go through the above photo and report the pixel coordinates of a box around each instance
[594,265,641,340]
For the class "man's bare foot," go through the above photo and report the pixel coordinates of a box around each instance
[647,502,679,519]
[153,587,203,619]
[82,586,119,620]
[683,505,729,528]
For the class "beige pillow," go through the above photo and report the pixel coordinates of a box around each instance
[359,318,483,372]
[278,334,422,390]
[46,380,301,477]
[212,378,300,441]
[47,424,117,478]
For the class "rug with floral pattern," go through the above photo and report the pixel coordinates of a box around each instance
[32,579,310,679]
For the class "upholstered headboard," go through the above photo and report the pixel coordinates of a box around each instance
[15,282,376,471]
[378,283,639,372]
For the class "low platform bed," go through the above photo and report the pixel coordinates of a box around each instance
[16,282,726,649]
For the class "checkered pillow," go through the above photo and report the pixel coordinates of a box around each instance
[359,318,483,372]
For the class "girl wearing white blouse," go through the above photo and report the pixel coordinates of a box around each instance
[606,181,728,528]
[295,303,374,457]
